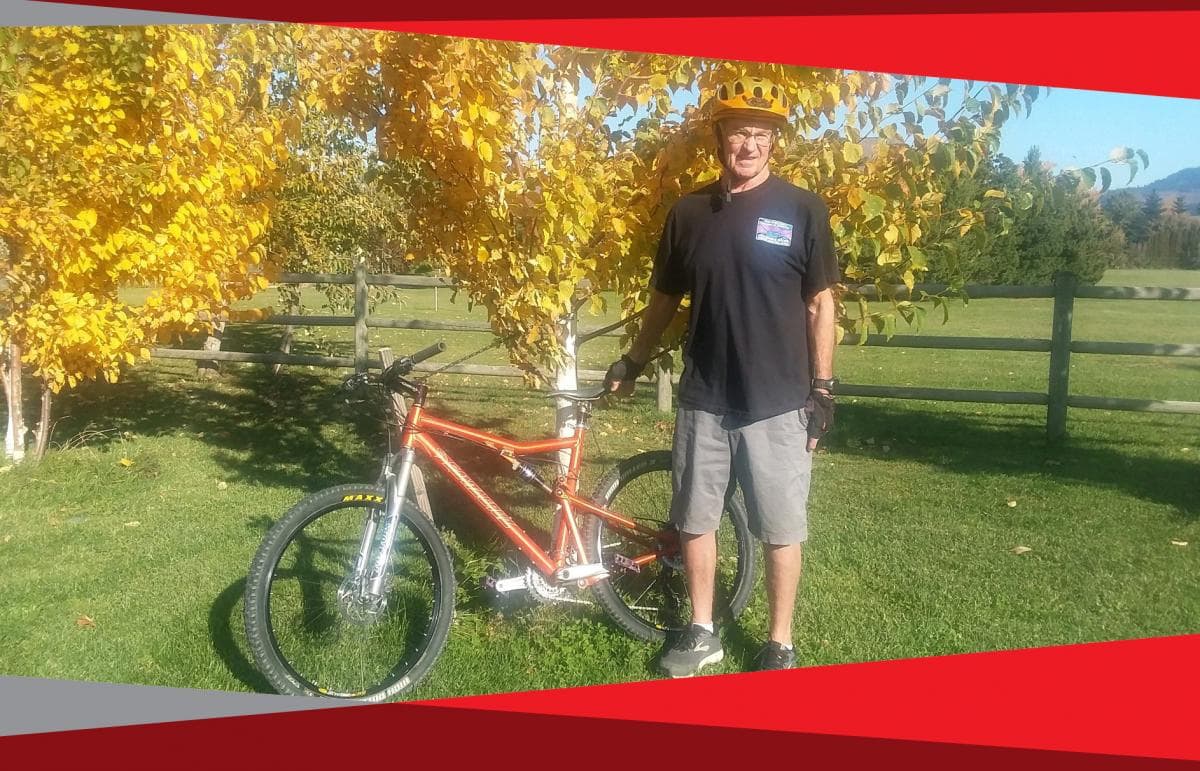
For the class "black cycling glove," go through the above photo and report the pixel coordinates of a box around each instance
[604,354,646,392]
[805,390,835,442]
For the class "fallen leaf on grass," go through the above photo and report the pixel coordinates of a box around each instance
[118,458,134,468]
[124,521,140,528]
[1006,499,1018,508]
[2,535,12,544]
[1011,546,1033,555]
[76,615,96,629]
[1171,540,1189,547]
[217,481,228,490]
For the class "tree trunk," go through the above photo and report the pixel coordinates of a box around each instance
[553,312,579,476]
[2,341,27,463]
[197,320,226,380]
[33,383,52,462]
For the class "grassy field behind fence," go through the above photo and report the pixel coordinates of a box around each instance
[1,269,1197,697]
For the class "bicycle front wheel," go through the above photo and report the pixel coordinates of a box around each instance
[583,450,757,643]
[244,484,455,701]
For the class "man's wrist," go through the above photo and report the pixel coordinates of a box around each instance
[621,353,648,377]
[812,376,838,393]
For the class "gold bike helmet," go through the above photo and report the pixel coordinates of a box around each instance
[709,76,790,126]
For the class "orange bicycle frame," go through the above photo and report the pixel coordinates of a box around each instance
[396,405,663,580]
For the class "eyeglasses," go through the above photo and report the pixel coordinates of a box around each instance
[725,129,775,148]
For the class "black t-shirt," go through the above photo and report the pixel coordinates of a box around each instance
[650,174,838,421]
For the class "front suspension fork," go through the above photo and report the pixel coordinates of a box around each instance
[363,446,418,597]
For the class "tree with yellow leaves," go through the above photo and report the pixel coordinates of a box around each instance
[0,25,287,461]
[298,32,1051,378]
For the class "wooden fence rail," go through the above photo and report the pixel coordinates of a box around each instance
[154,269,1200,441]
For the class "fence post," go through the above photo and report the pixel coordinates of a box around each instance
[353,259,369,373]
[655,354,673,412]
[1047,271,1077,442]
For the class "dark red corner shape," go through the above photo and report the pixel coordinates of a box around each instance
[3,635,1199,767]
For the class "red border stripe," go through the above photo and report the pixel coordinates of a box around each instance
[346,13,1200,99]
[32,0,1200,20]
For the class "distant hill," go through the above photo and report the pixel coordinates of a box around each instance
[1103,166,1200,211]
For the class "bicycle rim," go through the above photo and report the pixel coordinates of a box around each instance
[262,501,446,698]
[594,459,750,634]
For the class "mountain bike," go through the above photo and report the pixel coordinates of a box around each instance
[243,342,757,701]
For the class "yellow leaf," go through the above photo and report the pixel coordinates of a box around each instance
[460,125,474,148]
[16,93,30,111]
[118,458,134,467]
[479,140,493,163]
[74,209,98,232]
[476,245,489,264]
[649,73,668,90]
[611,217,627,237]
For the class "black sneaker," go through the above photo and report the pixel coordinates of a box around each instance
[659,624,724,678]
[753,640,797,671]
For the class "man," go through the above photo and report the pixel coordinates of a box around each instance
[604,75,838,676]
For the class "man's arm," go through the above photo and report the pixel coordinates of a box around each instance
[629,290,684,366]
[606,289,684,393]
[805,287,836,450]
[806,287,835,383]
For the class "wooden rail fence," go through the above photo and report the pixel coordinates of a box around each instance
[153,268,1200,441]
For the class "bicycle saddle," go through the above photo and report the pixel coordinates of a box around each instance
[546,388,609,402]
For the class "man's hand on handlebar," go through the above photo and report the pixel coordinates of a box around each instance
[603,353,646,397]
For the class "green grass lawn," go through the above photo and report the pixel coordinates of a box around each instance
[2,269,1197,698]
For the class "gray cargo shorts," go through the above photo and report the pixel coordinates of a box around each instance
[670,407,813,545]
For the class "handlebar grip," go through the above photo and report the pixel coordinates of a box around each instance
[410,341,446,365]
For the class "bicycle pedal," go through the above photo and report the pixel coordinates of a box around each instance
[612,554,641,573]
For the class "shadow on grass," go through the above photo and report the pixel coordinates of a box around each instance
[825,402,1199,518]
[51,352,383,491]
[209,577,273,694]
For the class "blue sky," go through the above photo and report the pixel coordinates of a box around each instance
[595,75,1199,190]
[994,86,1200,188]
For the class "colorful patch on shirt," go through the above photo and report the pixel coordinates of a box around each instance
[755,218,793,247]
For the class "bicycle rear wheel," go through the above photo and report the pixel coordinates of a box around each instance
[583,450,757,643]
[244,484,455,701]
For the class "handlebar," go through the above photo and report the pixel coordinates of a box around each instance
[340,341,446,398]
[410,341,446,366]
